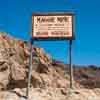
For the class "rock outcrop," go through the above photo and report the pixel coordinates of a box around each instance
[0,32,100,100]
[0,32,69,90]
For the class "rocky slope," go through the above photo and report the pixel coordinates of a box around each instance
[0,32,70,90]
[73,65,100,89]
[0,32,100,100]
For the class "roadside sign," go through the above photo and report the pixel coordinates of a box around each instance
[26,12,75,99]
[32,13,75,40]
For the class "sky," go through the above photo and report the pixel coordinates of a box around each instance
[0,0,100,66]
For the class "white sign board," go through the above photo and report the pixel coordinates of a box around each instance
[32,13,75,40]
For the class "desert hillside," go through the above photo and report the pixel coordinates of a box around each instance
[0,32,100,100]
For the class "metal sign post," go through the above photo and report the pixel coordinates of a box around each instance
[26,39,33,99]
[69,40,74,89]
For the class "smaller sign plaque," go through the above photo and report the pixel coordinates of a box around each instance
[32,13,75,40]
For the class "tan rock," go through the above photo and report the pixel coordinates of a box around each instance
[10,59,26,81]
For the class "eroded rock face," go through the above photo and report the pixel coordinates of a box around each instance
[0,33,100,100]
[31,68,69,88]
[0,32,69,91]
[0,48,10,90]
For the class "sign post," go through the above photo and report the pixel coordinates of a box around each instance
[69,40,74,89]
[26,39,33,99]
[26,13,75,99]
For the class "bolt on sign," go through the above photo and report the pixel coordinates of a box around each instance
[32,13,75,40]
